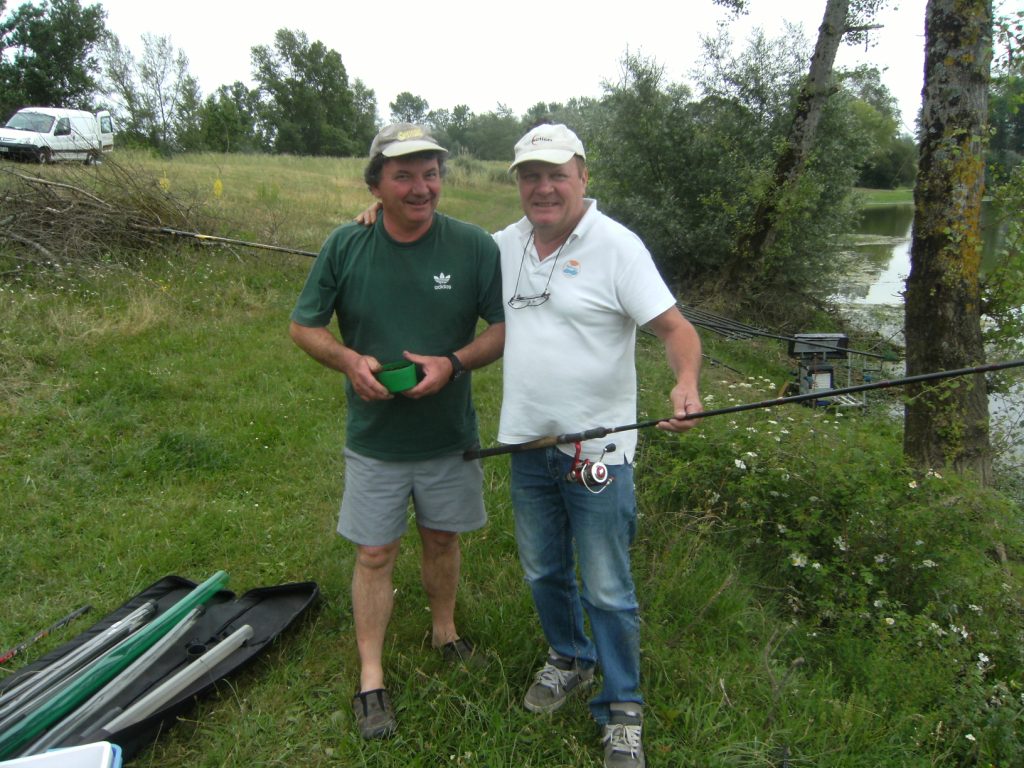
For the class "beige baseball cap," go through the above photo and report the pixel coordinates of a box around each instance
[509,123,586,170]
[369,123,448,159]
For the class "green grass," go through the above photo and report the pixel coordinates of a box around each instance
[854,187,914,206]
[1,155,1023,766]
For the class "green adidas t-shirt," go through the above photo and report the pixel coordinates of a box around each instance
[291,213,504,461]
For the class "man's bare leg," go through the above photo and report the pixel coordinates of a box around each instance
[418,525,461,647]
[352,540,401,691]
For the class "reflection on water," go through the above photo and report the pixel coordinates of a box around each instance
[835,205,914,305]
[833,202,1021,466]
[834,202,1004,306]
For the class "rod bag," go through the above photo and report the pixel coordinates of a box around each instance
[0,575,319,762]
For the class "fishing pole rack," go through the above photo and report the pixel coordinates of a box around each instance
[787,333,866,409]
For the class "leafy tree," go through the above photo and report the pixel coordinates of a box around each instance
[389,91,428,124]
[350,78,379,148]
[199,82,260,153]
[137,33,193,151]
[979,7,1024,399]
[173,74,204,151]
[841,65,917,187]
[433,104,473,154]
[904,0,993,480]
[99,32,195,152]
[589,40,866,304]
[97,33,147,145]
[735,0,888,288]
[460,104,522,160]
[0,0,106,118]
[987,7,1023,181]
[251,28,376,156]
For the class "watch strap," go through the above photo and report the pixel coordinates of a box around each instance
[446,352,465,381]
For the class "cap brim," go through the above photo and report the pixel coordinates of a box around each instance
[509,148,577,170]
[381,140,449,157]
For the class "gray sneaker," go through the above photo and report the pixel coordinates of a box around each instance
[523,652,595,713]
[602,702,645,768]
[351,688,397,739]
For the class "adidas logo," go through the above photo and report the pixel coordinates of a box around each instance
[434,272,452,290]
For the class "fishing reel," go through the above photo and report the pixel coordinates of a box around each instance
[566,442,615,494]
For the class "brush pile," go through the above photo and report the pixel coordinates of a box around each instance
[0,158,205,274]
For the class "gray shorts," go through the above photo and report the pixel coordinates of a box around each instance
[337,447,487,546]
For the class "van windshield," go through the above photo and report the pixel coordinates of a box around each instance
[4,112,55,132]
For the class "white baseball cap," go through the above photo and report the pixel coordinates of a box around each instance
[509,123,586,170]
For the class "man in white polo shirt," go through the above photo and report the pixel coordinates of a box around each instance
[495,123,703,768]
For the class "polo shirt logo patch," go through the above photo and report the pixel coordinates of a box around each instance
[562,259,581,278]
[434,272,453,290]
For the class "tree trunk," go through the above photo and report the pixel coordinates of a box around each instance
[903,0,993,482]
[736,0,849,273]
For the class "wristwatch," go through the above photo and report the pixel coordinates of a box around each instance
[446,352,465,382]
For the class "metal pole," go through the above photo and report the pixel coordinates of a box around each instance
[99,623,254,734]
[464,359,1024,460]
[21,608,205,755]
[0,571,229,760]
[136,226,319,258]
[0,606,92,666]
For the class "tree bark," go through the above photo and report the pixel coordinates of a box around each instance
[903,0,993,481]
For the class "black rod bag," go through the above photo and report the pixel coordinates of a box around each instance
[0,575,319,761]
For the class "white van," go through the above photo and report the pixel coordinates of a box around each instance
[0,107,115,164]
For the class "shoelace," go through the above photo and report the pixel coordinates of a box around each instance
[604,723,642,756]
[534,661,577,692]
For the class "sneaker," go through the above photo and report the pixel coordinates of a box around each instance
[602,702,645,768]
[439,637,485,668]
[351,688,397,739]
[523,652,595,713]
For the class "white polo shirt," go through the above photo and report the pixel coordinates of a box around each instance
[494,199,676,464]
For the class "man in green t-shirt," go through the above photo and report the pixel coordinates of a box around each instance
[290,123,505,740]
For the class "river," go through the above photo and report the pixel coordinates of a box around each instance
[832,203,1022,468]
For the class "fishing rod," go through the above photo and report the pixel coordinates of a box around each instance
[135,226,318,258]
[0,605,92,666]
[678,303,897,361]
[464,359,1024,460]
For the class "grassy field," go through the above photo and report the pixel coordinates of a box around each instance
[2,153,1023,767]
[855,188,914,206]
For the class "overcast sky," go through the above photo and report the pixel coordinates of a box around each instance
[96,0,928,133]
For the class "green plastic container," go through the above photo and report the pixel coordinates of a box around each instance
[376,362,417,393]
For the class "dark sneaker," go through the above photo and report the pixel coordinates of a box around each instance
[351,688,397,739]
[523,651,595,713]
[439,637,484,667]
[602,702,645,768]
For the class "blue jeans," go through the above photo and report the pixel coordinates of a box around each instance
[511,447,642,723]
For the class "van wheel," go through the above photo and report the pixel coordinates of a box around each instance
[84,151,100,166]
[36,148,52,164]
